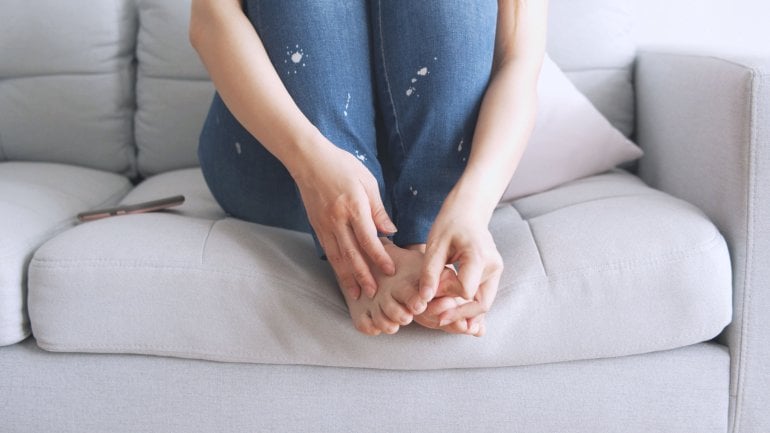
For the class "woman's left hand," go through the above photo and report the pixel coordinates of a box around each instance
[417,192,504,334]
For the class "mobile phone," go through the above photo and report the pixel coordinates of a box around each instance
[77,195,185,222]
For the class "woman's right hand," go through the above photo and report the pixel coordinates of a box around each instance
[291,143,397,300]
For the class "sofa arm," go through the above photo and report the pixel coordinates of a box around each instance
[635,50,770,433]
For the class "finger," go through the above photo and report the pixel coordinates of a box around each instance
[372,305,400,335]
[439,271,499,326]
[456,254,484,300]
[365,183,398,235]
[469,315,486,337]
[440,319,469,335]
[335,226,377,299]
[438,301,487,327]
[419,240,450,302]
[323,233,361,300]
[350,204,395,276]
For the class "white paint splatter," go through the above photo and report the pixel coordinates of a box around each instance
[409,185,418,196]
[417,67,428,76]
[234,142,242,154]
[462,157,467,162]
[411,78,417,83]
[291,51,303,63]
[344,93,351,116]
[406,87,415,96]
[434,57,438,61]
[357,153,366,162]
[457,138,464,152]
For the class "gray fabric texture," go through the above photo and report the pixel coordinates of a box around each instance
[0,162,131,346]
[134,0,213,177]
[0,0,137,176]
[546,0,636,136]
[0,337,729,433]
[28,167,732,369]
[636,50,770,433]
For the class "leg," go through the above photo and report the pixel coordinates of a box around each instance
[371,0,497,246]
[198,0,385,243]
[197,0,415,335]
[371,0,497,334]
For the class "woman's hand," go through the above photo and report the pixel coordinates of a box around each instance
[418,190,503,333]
[291,143,397,300]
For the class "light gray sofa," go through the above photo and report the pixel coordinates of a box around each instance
[0,0,767,432]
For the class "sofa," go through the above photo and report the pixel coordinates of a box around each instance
[1,0,768,432]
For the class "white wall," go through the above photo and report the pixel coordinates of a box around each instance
[634,0,770,56]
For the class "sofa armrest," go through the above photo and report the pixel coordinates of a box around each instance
[635,50,770,433]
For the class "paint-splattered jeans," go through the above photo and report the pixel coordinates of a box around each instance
[198,0,497,253]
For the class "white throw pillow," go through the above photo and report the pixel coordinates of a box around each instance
[500,54,643,203]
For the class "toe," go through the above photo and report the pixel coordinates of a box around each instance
[353,312,381,336]
[372,305,400,335]
[381,297,413,326]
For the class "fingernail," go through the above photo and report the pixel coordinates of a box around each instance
[470,323,480,334]
[420,286,434,300]
[386,222,398,233]
[439,318,449,327]
[384,263,396,276]
[413,301,425,313]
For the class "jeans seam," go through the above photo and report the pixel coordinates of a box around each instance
[376,0,407,156]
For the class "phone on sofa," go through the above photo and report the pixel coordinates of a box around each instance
[77,195,185,222]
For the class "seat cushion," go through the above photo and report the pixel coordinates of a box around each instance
[27,167,732,369]
[0,162,131,346]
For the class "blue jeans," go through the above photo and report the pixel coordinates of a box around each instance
[198,0,496,253]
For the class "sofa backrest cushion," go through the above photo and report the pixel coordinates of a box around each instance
[547,0,636,138]
[0,0,137,177]
[134,0,213,178]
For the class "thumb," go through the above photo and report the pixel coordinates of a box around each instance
[369,193,397,235]
[420,242,449,301]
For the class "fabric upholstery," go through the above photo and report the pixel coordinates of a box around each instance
[134,0,213,177]
[28,167,731,369]
[0,337,729,433]
[547,0,636,137]
[636,50,770,433]
[0,162,131,346]
[501,55,642,202]
[0,0,137,176]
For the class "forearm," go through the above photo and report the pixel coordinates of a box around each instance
[452,58,541,220]
[189,0,327,176]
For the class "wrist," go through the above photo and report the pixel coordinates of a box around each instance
[449,170,506,222]
[280,128,335,183]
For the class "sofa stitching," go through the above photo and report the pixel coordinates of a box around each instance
[516,191,665,221]
[495,230,724,295]
[199,220,218,265]
[33,324,721,368]
[523,219,547,275]
[734,62,763,433]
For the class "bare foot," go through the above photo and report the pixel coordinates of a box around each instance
[339,240,461,335]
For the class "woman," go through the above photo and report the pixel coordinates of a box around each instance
[190,0,547,337]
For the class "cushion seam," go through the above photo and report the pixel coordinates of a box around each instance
[497,230,724,294]
[33,323,720,370]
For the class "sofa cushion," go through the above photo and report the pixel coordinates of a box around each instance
[0,0,137,176]
[547,0,636,137]
[0,162,131,346]
[500,55,642,202]
[134,0,213,177]
[27,167,732,369]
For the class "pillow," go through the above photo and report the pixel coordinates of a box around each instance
[500,54,643,203]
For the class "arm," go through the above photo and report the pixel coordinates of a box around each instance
[635,50,770,432]
[189,0,396,300]
[419,0,549,333]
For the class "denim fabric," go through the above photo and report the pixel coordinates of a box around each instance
[198,0,496,254]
